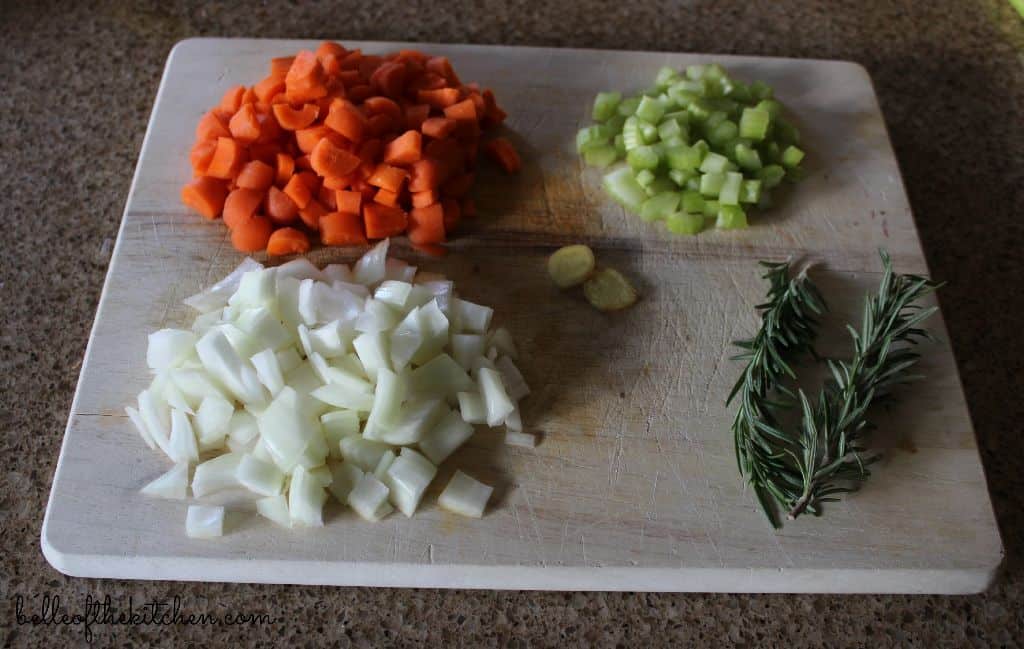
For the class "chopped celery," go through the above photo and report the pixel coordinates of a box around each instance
[702,199,720,218]
[617,96,641,117]
[666,212,705,235]
[592,91,622,122]
[700,172,726,197]
[666,145,703,171]
[687,99,713,122]
[691,139,710,157]
[739,107,770,141]
[661,135,687,149]
[685,64,707,81]
[602,167,647,210]
[756,99,782,119]
[634,169,656,187]
[716,205,748,229]
[685,176,701,192]
[740,179,762,204]
[750,80,773,101]
[681,190,705,214]
[613,133,626,157]
[758,164,786,188]
[658,119,683,141]
[774,117,801,145]
[576,126,607,153]
[699,152,730,173]
[640,192,681,222]
[627,145,660,171]
[781,145,805,168]
[734,143,762,171]
[622,117,643,151]
[719,171,744,206]
[704,111,728,130]
[595,114,626,139]
[636,96,666,124]
[584,144,618,168]
[662,109,690,124]
[703,63,726,81]
[668,168,695,187]
[638,120,659,144]
[645,176,676,196]
[761,141,781,163]
[708,120,738,147]
[654,66,680,88]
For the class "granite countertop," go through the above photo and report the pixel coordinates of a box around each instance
[2,1,1022,646]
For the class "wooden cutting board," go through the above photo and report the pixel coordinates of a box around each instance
[42,38,1003,593]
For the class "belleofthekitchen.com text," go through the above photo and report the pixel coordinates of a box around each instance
[12,593,277,643]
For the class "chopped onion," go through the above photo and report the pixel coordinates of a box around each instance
[363,368,406,439]
[327,461,363,503]
[288,465,327,527]
[382,448,436,517]
[147,329,197,370]
[194,395,233,452]
[321,410,360,456]
[140,463,189,499]
[419,409,475,464]
[488,327,518,359]
[256,494,292,528]
[322,263,353,284]
[438,470,493,518]
[274,257,323,283]
[389,307,424,371]
[451,334,486,370]
[410,354,473,400]
[375,397,447,446]
[184,258,262,313]
[126,406,156,450]
[347,473,393,521]
[195,329,266,405]
[169,408,200,464]
[478,368,515,426]
[250,348,285,396]
[373,449,396,479]
[411,300,449,364]
[138,388,172,457]
[257,387,318,472]
[235,307,293,352]
[186,505,225,538]
[374,280,413,309]
[504,431,537,448]
[355,298,400,333]
[451,297,493,334]
[192,453,243,497]
[352,331,391,381]
[275,347,303,374]
[236,454,285,497]
[495,356,530,402]
[352,239,389,287]
[339,436,392,472]
[456,392,488,425]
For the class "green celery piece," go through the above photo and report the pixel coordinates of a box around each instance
[575,126,606,153]
[668,87,700,108]
[634,169,656,187]
[704,111,728,130]
[716,204,748,229]
[739,107,771,141]
[724,79,752,104]
[740,179,762,204]
[685,64,707,81]
[685,176,701,192]
[699,151,730,173]
[708,120,739,147]
[661,135,687,149]
[703,63,726,81]
[734,143,763,171]
[691,139,710,157]
[617,96,641,117]
[681,190,705,214]
[750,80,773,101]
[613,133,626,157]
[668,168,694,187]
[640,192,681,222]
[666,145,704,171]
[755,99,782,119]
[706,97,740,115]
[758,164,786,189]
[687,99,713,122]
[700,171,726,197]
[638,120,659,144]
[658,119,683,141]
[592,91,622,122]
[719,171,744,206]
[645,177,677,196]
[669,79,703,95]
[627,145,660,171]
[596,114,626,139]
[702,199,720,218]
[662,109,690,124]
[636,96,666,124]
[584,144,618,168]
[781,145,805,168]
[667,211,705,235]
[760,140,781,163]
[603,167,647,210]
[774,117,801,145]
[654,66,680,88]
[622,117,643,151]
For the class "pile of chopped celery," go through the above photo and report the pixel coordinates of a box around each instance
[576,63,805,233]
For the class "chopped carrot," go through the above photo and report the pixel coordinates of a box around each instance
[358,55,385,81]
[369,62,406,98]
[275,153,295,186]
[321,53,342,77]
[425,56,461,86]
[483,137,521,174]
[231,214,273,252]
[338,69,362,86]
[298,198,327,230]
[285,50,328,104]
[272,103,319,130]
[297,170,322,193]
[206,137,247,179]
[363,96,402,122]
[181,177,228,219]
[441,198,461,232]
[324,99,366,143]
[266,227,311,256]
[270,56,295,79]
[347,84,374,103]
[190,139,218,175]
[266,186,299,224]
[320,211,367,245]
[442,172,474,198]
[411,189,439,208]
[357,138,382,167]
[283,174,313,208]
[256,112,283,144]
[417,87,461,109]
[408,159,443,192]
[254,76,286,105]
[408,203,445,245]
[295,154,313,170]
[365,114,394,138]
[382,130,422,166]
[363,203,408,239]
[322,174,354,190]
[444,99,477,123]
[219,85,246,115]
[295,125,335,154]
[229,103,262,143]
[408,72,448,93]
[236,160,275,191]
[404,104,430,131]
[466,91,486,116]
[421,117,456,139]
[340,49,363,70]
[196,110,231,141]
[222,188,264,228]
[249,142,281,163]
[424,138,463,177]
[335,189,362,214]
[240,87,257,105]
[318,185,338,210]
[374,188,399,207]
[315,41,346,64]
[366,164,407,193]
[310,138,362,179]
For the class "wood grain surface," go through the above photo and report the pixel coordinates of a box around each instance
[41,38,1002,593]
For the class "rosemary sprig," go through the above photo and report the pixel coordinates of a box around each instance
[729,251,940,528]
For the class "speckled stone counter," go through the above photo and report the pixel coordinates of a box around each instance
[2,1,1022,646]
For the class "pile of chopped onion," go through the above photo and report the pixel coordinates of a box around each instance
[127,240,528,538]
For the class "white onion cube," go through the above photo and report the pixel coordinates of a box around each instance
[383,448,436,517]
[456,392,487,425]
[419,409,475,465]
[438,470,493,518]
[338,436,393,472]
[256,494,292,528]
[236,454,285,496]
[478,368,515,427]
[327,461,363,503]
[140,463,189,499]
[191,453,243,497]
[147,329,196,370]
[186,505,225,538]
[347,473,393,521]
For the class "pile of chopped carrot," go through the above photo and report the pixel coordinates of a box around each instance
[181,42,521,255]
